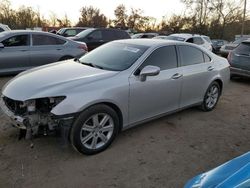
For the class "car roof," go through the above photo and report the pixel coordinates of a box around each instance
[170,33,202,39]
[0,30,72,41]
[115,39,188,47]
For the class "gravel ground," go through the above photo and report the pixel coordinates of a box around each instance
[0,76,249,188]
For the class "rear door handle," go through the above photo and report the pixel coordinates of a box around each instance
[208,66,214,71]
[171,73,183,79]
[57,49,62,51]
[20,49,28,52]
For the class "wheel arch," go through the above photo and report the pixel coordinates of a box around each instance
[212,78,223,94]
[81,101,124,133]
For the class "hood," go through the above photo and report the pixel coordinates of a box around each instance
[2,60,118,101]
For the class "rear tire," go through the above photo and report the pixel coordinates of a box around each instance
[70,104,119,155]
[200,82,221,112]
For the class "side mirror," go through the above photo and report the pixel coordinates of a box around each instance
[139,65,160,81]
[0,43,4,48]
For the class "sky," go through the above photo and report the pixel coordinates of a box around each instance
[10,0,186,24]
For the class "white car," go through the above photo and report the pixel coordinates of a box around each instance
[0,23,11,33]
[0,39,230,155]
[166,33,213,51]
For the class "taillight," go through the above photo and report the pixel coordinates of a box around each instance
[78,44,88,52]
[227,52,232,65]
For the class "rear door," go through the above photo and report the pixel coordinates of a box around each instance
[232,43,250,71]
[178,45,216,107]
[30,34,66,66]
[0,34,30,72]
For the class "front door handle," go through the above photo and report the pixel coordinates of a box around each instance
[208,66,214,71]
[171,73,183,79]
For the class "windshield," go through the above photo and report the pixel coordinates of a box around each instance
[57,28,66,35]
[79,42,149,71]
[76,28,95,38]
[233,38,249,44]
[153,36,168,39]
[166,36,185,41]
[203,36,212,43]
[131,34,143,39]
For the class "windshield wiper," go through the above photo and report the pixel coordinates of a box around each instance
[80,61,104,69]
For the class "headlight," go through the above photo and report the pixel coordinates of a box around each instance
[24,96,66,113]
[26,100,36,112]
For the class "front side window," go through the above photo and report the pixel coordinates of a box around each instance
[89,31,102,40]
[2,35,29,47]
[179,45,205,66]
[139,46,178,71]
[32,35,66,46]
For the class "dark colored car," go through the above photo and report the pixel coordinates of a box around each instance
[228,39,250,78]
[69,28,131,51]
[211,39,228,54]
[57,27,90,37]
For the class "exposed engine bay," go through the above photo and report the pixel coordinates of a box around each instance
[1,96,73,142]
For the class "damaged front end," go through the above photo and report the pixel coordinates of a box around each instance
[0,95,74,143]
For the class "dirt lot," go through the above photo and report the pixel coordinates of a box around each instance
[0,76,249,188]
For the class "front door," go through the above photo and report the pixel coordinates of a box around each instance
[129,46,182,124]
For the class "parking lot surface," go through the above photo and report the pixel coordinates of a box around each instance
[0,76,249,188]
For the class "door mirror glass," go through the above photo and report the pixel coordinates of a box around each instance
[0,43,4,48]
[139,65,160,81]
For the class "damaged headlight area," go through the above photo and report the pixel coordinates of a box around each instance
[2,96,72,140]
[24,96,66,114]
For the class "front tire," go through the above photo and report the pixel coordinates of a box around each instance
[200,82,221,111]
[70,104,119,155]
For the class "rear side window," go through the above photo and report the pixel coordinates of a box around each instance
[0,28,4,32]
[139,46,178,71]
[115,30,130,39]
[103,30,116,40]
[235,43,250,55]
[2,35,29,47]
[88,30,102,40]
[204,53,211,62]
[32,35,66,46]
[179,45,205,66]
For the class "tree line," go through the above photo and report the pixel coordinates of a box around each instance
[0,0,249,40]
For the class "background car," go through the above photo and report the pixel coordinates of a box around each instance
[211,39,228,54]
[228,39,250,78]
[0,39,230,155]
[131,33,159,39]
[220,37,250,57]
[0,23,11,33]
[185,152,250,188]
[166,33,213,51]
[0,30,87,75]
[69,28,131,51]
[57,27,90,37]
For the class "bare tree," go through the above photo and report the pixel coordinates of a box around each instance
[76,6,107,27]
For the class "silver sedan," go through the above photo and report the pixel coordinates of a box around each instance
[0,30,87,75]
[0,39,230,155]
